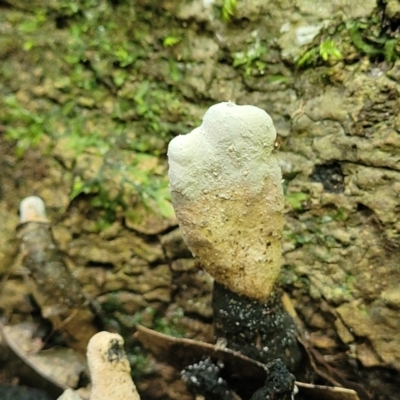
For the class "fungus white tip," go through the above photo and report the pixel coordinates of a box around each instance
[87,331,140,400]
[168,102,277,200]
[19,196,48,223]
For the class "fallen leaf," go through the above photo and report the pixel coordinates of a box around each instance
[135,325,361,400]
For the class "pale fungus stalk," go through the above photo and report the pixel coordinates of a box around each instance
[17,196,98,353]
[168,101,283,302]
[87,331,140,400]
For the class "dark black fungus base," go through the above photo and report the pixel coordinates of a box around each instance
[250,359,295,400]
[181,358,235,400]
[212,282,304,375]
[181,357,295,400]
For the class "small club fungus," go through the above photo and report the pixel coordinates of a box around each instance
[87,331,140,400]
[19,195,49,223]
[168,102,303,372]
[168,101,283,302]
[17,196,99,353]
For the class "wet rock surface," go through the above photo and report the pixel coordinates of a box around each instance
[0,0,400,398]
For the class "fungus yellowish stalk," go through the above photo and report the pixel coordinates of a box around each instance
[87,331,140,400]
[168,101,283,302]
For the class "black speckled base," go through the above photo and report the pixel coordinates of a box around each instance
[212,281,303,374]
[250,359,295,400]
[181,358,235,400]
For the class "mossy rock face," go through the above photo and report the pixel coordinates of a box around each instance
[1,0,400,398]
[281,58,400,376]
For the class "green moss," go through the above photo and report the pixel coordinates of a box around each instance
[279,264,312,290]
[232,38,266,76]
[3,95,48,157]
[332,207,349,222]
[1,1,188,228]
[279,264,299,286]
[127,346,153,378]
[297,39,342,68]
[221,0,237,22]
[296,13,400,69]
[153,307,185,337]
[163,35,181,47]
[283,230,313,246]
[285,192,310,211]
[100,292,127,313]
[346,19,400,63]
[69,150,175,227]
